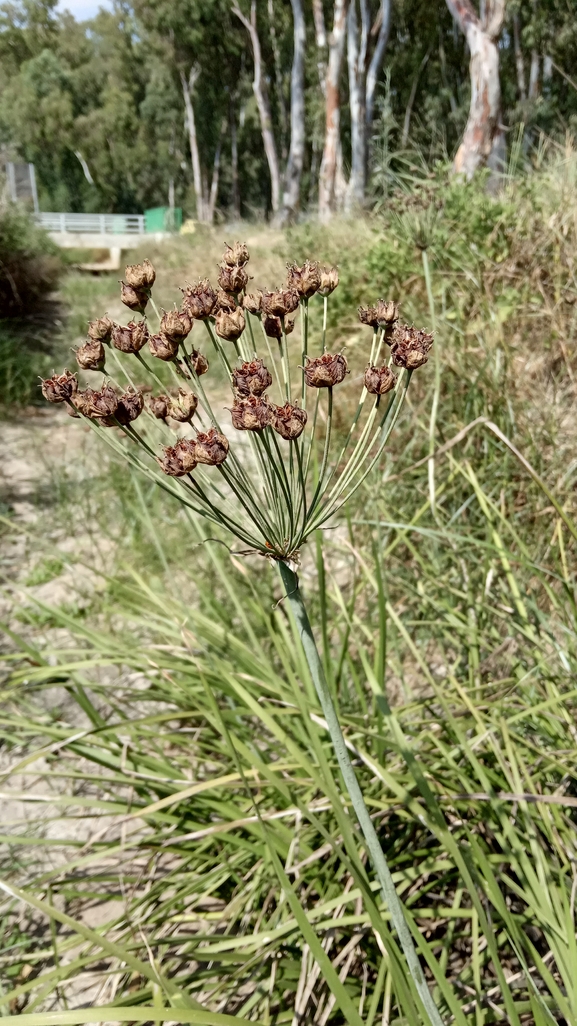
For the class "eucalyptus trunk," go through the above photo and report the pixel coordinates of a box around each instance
[318,0,348,221]
[345,0,369,211]
[279,0,306,225]
[180,66,205,223]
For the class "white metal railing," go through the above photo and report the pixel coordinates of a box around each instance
[37,212,145,234]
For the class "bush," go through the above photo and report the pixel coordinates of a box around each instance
[0,202,62,317]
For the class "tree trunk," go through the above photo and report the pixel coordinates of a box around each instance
[445,0,505,178]
[345,0,369,210]
[365,0,392,129]
[267,0,288,157]
[279,0,306,224]
[512,13,527,100]
[312,0,327,90]
[207,119,226,225]
[528,50,540,98]
[318,0,348,221]
[229,98,240,220]
[233,0,281,214]
[180,66,205,222]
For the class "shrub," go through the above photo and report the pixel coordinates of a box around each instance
[0,202,61,316]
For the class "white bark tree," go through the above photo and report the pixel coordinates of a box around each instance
[318,0,348,220]
[180,66,205,222]
[444,0,506,177]
[279,0,306,224]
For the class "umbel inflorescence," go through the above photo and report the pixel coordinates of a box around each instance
[42,245,433,563]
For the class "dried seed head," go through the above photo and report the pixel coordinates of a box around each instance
[158,439,197,477]
[304,352,348,388]
[148,394,170,419]
[243,290,263,315]
[181,279,217,319]
[111,320,149,354]
[41,370,78,403]
[124,258,155,290]
[75,384,118,419]
[223,241,250,266]
[113,388,144,425]
[189,348,209,376]
[286,260,321,298]
[358,305,379,328]
[193,427,229,465]
[364,365,396,395]
[148,333,180,361]
[75,338,106,372]
[262,287,299,318]
[270,402,307,440]
[230,395,271,432]
[218,262,250,294]
[160,308,192,341]
[120,281,148,313]
[215,307,245,341]
[232,358,272,396]
[318,266,339,296]
[167,388,198,423]
[375,299,399,330]
[87,315,113,342]
[214,289,237,314]
[391,325,434,369]
[263,315,282,339]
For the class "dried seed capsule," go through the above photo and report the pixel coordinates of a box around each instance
[75,338,106,371]
[270,402,307,440]
[74,384,118,419]
[189,348,209,376]
[218,262,249,294]
[391,325,434,370]
[167,388,198,423]
[160,309,192,341]
[232,359,272,396]
[263,315,282,339]
[148,394,170,419]
[358,305,379,328]
[318,266,339,296]
[223,241,250,266]
[41,370,78,403]
[286,260,321,298]
[243,291,263,315]
[149,333,179,361]
[181,279,217,319]
[113,388,144,425]
[375,300,399,331]
[158,439,197,476]
[262,288,299,318]
[124,258,155,290]
[111,320,149,354]
[193,427,229,465]
[120,281,148,313]
[215,307,245,341]
[231,395,271,432]
[88,316,113,342]
[214,289,237,314]
[364,365,396,395]
[304,352,348,388]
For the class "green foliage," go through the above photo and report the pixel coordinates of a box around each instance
[0,201,61,315]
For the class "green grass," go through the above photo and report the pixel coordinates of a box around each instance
[1,151,577,1023]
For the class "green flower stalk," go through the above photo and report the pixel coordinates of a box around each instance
[41,243,440,1023]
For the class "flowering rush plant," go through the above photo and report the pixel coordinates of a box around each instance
[42,244,442,1023]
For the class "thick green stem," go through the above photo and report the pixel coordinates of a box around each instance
[278,561,444,1026]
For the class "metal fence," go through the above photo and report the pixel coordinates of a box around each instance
[37,212,146,234]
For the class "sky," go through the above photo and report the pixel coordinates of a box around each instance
[56,0,113,20]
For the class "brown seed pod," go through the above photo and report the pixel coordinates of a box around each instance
[74,384,118,419]
[167,388,198,423]
[158,438,197,477]
[391,325,434,369]
[261,287,299,318]
[194,427,230,465]
[286,260,321,298]
[364,365,396,395]
[75,338,105,372]
[214,289,237,314]
[218,262,249,295]
[222,241,250,266]
[318,266,339,296]
[189,348,209,376]
[181,279,217,319]
[304,352,348,388]
[270,402,307,440]
[113,388,144,425]
[148,395,170,419]
[375,299,399,330]
[242,291,263,315]
[358,305,379,328]
[230,395,271,432]
[41,370,78,403]
[160,308,192,341]
[263,315,282,339]
[120,281,148,313]
[124,258,156,290]
[111,320,149,354]
[87,315,113,342]
[149,333,180,361]
[232,359,272,396]
[215,307,245,341]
